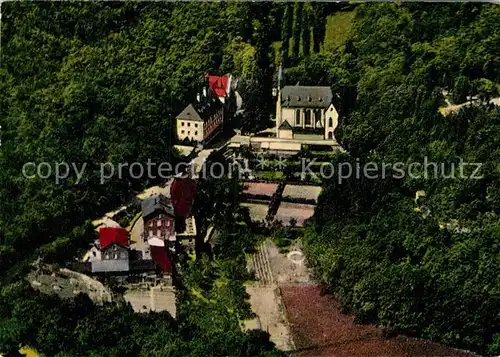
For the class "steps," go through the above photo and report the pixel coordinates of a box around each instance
[249,241,274,286]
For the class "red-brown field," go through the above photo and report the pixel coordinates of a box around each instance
[280,284,474,357]
[243,182,279,197]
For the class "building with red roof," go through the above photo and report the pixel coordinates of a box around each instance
[99,227,129,249]
[92,227,130,273]
[170,177,197,218]
[148,237,173,273]
[205,74,230,99]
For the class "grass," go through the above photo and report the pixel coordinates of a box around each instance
[254,171,285,181]
[322,10,355,53]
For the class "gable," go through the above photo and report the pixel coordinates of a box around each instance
[142,194,175,220]
[278,120,293,131]
[176,104,203,121]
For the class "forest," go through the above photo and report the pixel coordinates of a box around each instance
[0,1,499,356]
[300,3,500,356]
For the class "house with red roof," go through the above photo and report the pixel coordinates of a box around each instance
[170,177,197,219]
[91,227,130,273]
[175,73,238,145]
[205,74,231,103]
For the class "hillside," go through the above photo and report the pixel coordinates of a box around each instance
[0,2,499,356]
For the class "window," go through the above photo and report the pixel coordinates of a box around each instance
[195,123,198,128]
[113,253,118,259]
[182,122,185,126]
[296,109,301,125]
[195,131,198,136]
[329,118,333,127]
[157,220,162,227]
[121,252,127,259]
[181,130,185,134]
[188,131,190,135]
[149,230,153,237]
[305,111,311,126]
[187,122,191,127]
[166,220,170,227]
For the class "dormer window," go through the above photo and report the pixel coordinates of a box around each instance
[297,96,301,101]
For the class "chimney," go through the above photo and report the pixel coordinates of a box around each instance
[203,88,207,97]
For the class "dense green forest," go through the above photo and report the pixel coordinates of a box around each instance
[300,3,500,356]
[1,1,499,356]
[0,2,281,355]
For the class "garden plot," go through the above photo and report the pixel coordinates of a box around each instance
[241,202,269,223]
[242,182,279,200]
[274,203,315,227]
[281,185,322,203]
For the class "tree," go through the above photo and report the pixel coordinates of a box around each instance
[292,2,303,61]
[280,4,292,67]
[301,7,311,57]
[311,3,327,53]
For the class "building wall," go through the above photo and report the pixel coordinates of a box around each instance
[177,119,204,142]
[102,244,129,261]
[203,107,223,141]
[144,214,175,240]
[324,104,339,139]
[281,108,295,126]
[278,129,293,139]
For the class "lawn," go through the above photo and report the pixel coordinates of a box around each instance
[322,10,355,53]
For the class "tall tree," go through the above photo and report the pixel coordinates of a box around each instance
[280,4,292,67]
[312,3,327,53]
[302,7,311,57]
[292,1,303,61]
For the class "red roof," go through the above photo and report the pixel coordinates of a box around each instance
[150,245,172,273]
[170,177,197,218]
[205,74,229,98]
[99,227,129,249]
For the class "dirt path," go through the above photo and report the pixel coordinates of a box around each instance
[245,285,294,351]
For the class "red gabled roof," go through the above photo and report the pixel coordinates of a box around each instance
[150,245,172,273]
[170,177,197,218]
[205,74,229,98]
[99,227,129,249]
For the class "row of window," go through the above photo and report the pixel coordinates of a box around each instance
[295,115,333,127]
[104,252,127,260]
[181,122,198,128]
[181,130,198,136]
[149,220,171,227]
[149,220,170,227]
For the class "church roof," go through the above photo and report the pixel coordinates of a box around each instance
[281,86,333,108]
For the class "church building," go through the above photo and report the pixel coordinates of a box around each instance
[275,85,339,140]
